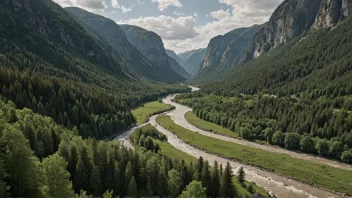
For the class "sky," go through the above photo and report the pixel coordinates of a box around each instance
[53,0,284,53]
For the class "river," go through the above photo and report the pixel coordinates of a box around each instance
[116,86,349,198]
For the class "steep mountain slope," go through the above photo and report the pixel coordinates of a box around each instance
[253,0,323,57]
[166,49,185,66]
[0,0,189,140]
[65,7,168,82]
[119,24,190,80]
[195,25,263,81]
[182,48,207,76]
[178,50,199,61]
[204,15,352,97]
[313,0,352,28]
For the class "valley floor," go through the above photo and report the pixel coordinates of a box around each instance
[115,87,352,198]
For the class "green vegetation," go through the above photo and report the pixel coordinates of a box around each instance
[0,0,189,140]
[156,115,352,195]
[185,111,239,138]
[130,125,268,197]
[176,92,352,163]
[132,101,173,124]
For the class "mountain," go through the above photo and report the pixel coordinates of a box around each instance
[313,0,352,28]
[253,0,323,58]
[182,48,207,76]
[65,7,169,83]
[166,49,185,66]
[204,2,352,97]
[178,50,199,61]
[120,25,191,80]
[194,24,264,81]
[0,0,189,140]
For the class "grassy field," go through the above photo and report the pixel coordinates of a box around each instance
[132,125,269,197]
[156,115,352,195]
[185,112,240,138]
[132,101,173,124]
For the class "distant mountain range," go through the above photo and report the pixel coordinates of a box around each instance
[120,24,191,80]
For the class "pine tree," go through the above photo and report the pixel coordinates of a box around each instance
[89,166,102,197]
[200,161,211,196]
[127,177,137,198]
[210,161,220,197]
[220,162,236,198]
[237,167,245,184]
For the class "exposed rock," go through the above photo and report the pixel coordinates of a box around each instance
[178,50,199,61]
[195,24,263,81]
[166,49,185,66]
[313,0,351,28]
[183,48,207,76]
[253,0,323,57]
[120,24,190,80]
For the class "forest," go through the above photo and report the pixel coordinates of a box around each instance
[0,95,259,198]
[175,93,352,163]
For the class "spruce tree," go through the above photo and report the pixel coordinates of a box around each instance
[128,177,137,198]
[237,167,245,184]
[220,162,236,198]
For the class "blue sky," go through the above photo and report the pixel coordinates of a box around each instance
[54,0,283,53]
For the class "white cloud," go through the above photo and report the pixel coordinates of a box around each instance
[151,0,182,11]
[211,9,231,20]
[111,0,120,9]
[53,0,106,11]
[109,0,133,13]
[193,13,198,17]
[118,15,197,40]
[121,5,133,13]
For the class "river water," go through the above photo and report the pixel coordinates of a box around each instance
[116,86,349,198]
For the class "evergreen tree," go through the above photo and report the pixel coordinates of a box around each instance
[210,161,220,197]
[220,162,236,198]
[128,177,137,198]
[89,166,102,197]
[237,167,245,184]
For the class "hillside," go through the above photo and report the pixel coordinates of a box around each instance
[194,25,263,82]
[182,48,207,76]
[0,0,189,140]
[120,24,191,80]
[178,50,199,61]
[166,49,185,66]
[65,7,171,83]
[204,1,352,96]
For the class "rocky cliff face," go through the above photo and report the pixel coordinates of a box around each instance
[120,25,190,79]
[183,48,207,76]
[253,0,323,57]
[313,0,352,28]
[178,50,199,61]
[196,25,263,81]
[166,49,185,66]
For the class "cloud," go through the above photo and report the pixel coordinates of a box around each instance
[53,0,106,10]
[109,0,133,13]
[118,15,198,41]
[151,0,182,11]
[121,5,133,13]
[193,13,198,17]
[111,0,120,9]
[211,9,231,20]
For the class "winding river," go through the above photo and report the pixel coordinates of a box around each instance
[116,86,350,198]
